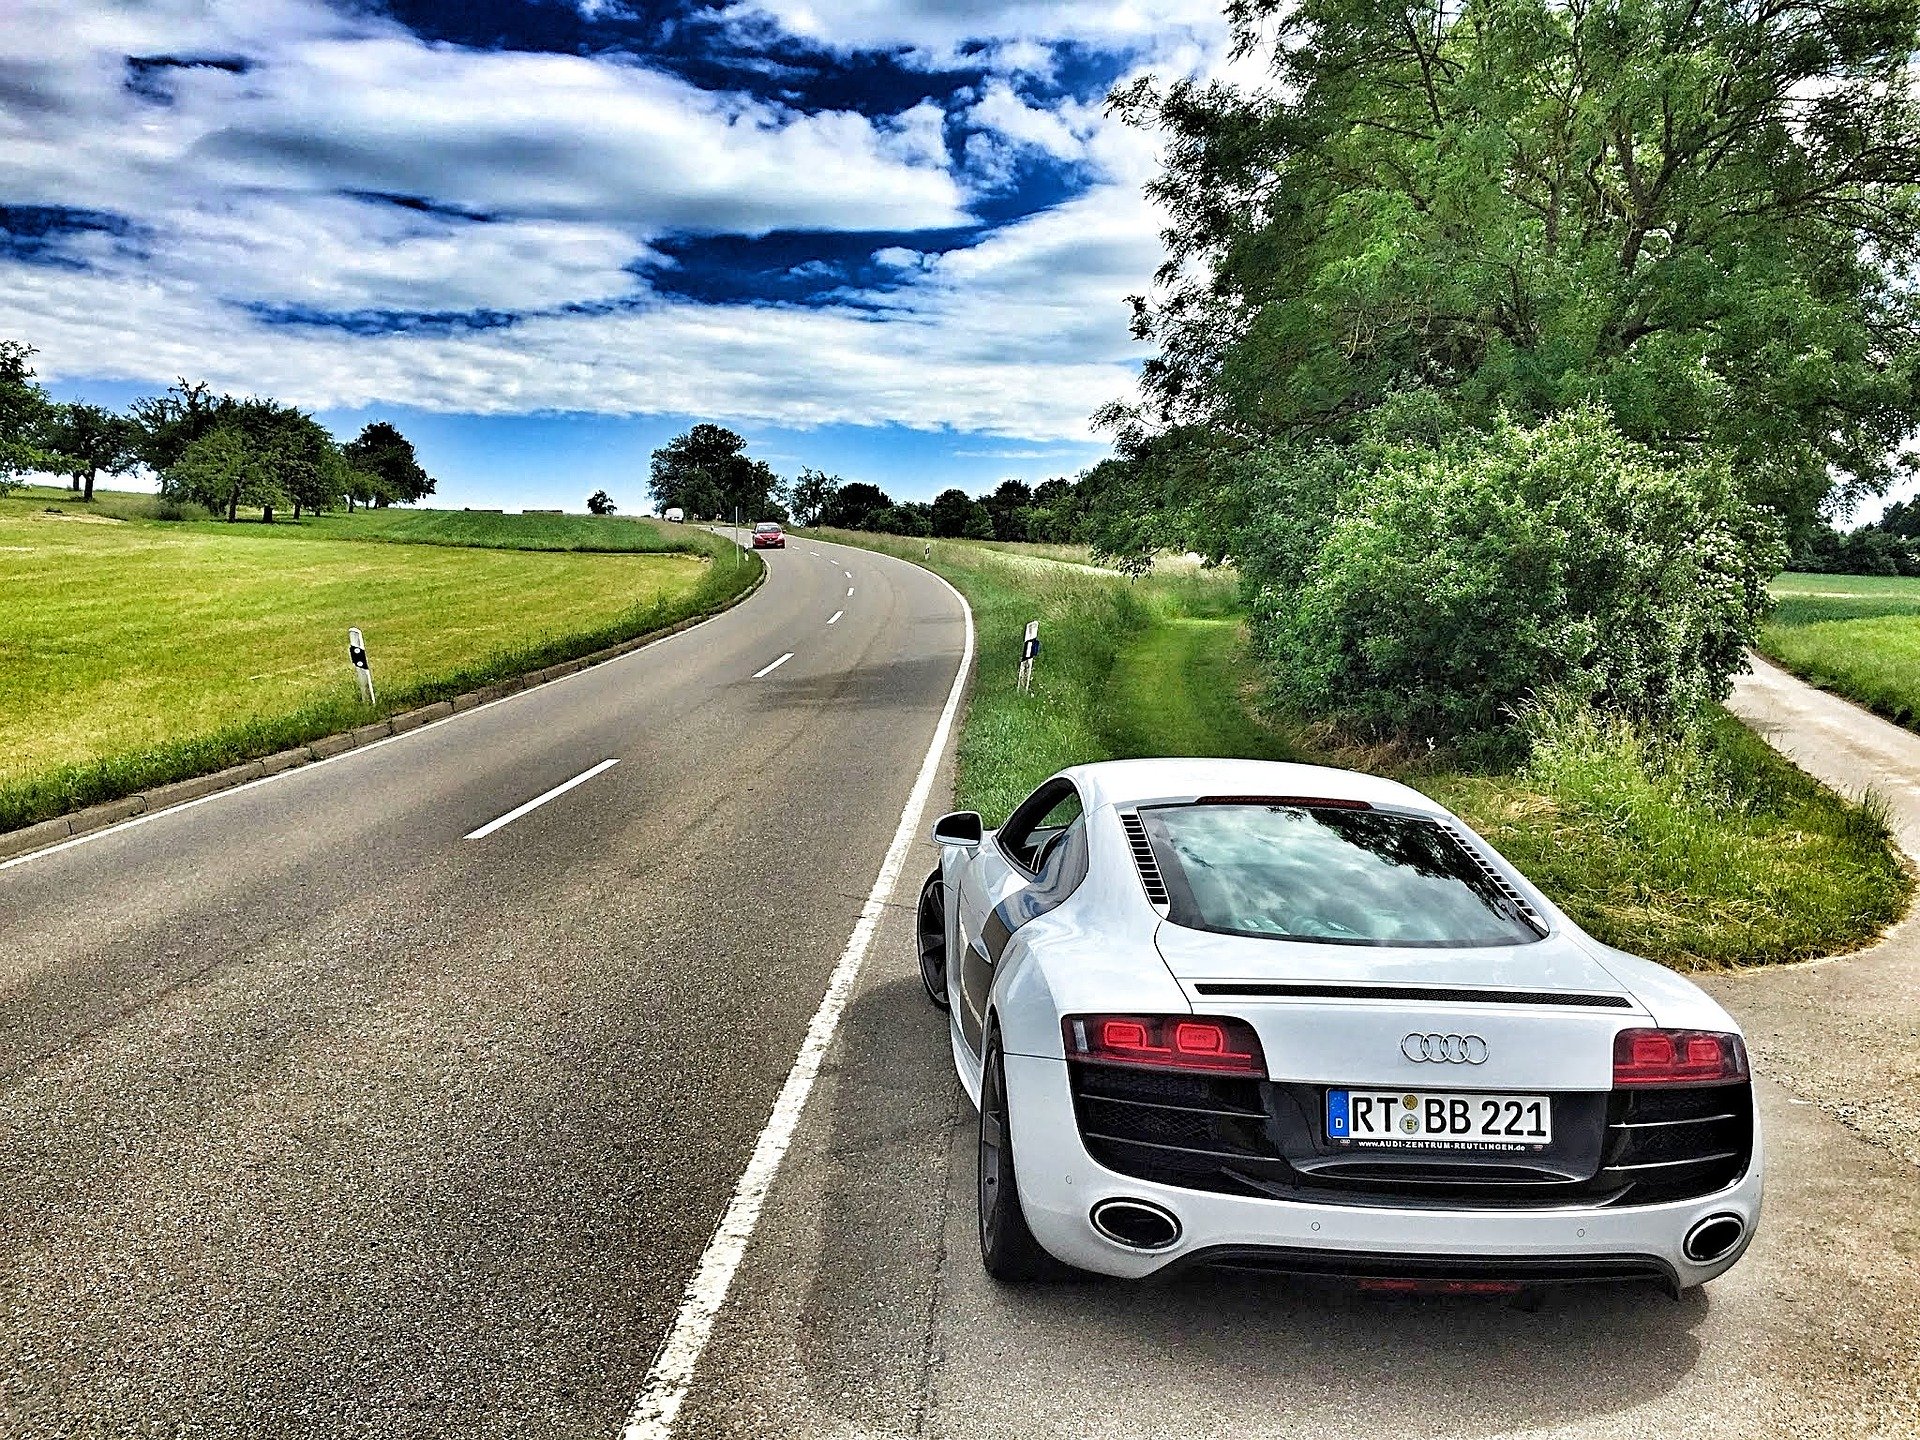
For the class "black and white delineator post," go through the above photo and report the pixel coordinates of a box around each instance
[348,627,376,707]
[1017,620,1040,694]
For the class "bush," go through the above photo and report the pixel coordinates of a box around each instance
[1248,409,1783,746]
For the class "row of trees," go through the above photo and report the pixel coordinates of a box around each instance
[645,422,1099,545]
[0,340,433,520]
[1790,502,1920,577]
[1066,0,1920,749]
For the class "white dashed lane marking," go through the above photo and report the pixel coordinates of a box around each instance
[463,758,620,841]
[752,652,794,679]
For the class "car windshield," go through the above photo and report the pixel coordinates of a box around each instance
[1138,803,1541,948]
[755,523,780,532]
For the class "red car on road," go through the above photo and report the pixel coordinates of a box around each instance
[752,522,786,548]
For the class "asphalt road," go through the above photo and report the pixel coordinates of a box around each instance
[671,653,1920,1440]
[0,534,969,1438]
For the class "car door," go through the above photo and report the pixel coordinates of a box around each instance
[955,778,1086,1054]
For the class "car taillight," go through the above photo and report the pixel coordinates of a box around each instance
[1062,1015,1266,1075]
[1611,1028,1748,1086]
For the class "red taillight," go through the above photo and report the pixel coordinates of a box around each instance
[1063,1015,1265,1075]
[1611,1028,1748,1086]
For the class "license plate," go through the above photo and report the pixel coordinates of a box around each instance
[1327,1089,1552,1149]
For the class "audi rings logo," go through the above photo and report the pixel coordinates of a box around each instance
[1402,1032,1489,1064]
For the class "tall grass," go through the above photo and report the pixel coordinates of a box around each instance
[817,531,1910,969]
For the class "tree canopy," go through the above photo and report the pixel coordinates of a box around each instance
[46,403,141,500]
[0,341,58,494]
[648,423,786,521]
[1109,0,1920,533]
[343,421,435,508]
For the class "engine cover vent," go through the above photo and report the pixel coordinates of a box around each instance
[1120,811,1170,908]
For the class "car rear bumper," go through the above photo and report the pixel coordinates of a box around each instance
[1002,1053,1762,1288]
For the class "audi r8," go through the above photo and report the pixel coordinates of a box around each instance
[915,759,1761,1294]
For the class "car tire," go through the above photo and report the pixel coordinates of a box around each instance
[978,1032,1057,1283]
[915,867,950,1011]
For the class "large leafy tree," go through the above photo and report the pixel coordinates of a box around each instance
[790,467,841,526]
[46,403,141,501]
[0,340,59,495]
[1110,0,1920,533]
[163,426,289,522]
[343,421,434,508]
[817,480,893,528]
[648,423,785,521]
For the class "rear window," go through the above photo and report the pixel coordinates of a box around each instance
[1138,803,1541,948]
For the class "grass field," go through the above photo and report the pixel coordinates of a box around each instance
[814,529,1908,970]
[0,487,757,831]
[1761,571,1920,727]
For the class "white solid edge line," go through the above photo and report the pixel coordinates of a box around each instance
[0,583,761,875]
[462,757,620,841]
[618,553,975,1440]
[752,652,794,679]
[826,610,842,625]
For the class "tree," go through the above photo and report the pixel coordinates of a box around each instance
[342,421,434,508]
[0,340,58,496]
[930,487,994,539]
[587,489,616,515]
[865,503,932,536]
[1110,0,1920,534]
[649,423,785,521]
[132,379,226,474]
[790,467,841,526]
[981,479,1033,542]
[44,403,141,501]
[818,481,893,529]
[162,426,289,522]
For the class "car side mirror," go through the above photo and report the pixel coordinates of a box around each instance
[931,810,984,848]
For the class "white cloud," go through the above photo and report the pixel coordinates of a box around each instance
[727,0,1227,62]
[0,0,1247,440]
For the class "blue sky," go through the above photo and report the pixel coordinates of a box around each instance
[0,0,1238,509]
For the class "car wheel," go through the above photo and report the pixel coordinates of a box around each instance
[978,1033,1057,1282]
[915,867,950,1011]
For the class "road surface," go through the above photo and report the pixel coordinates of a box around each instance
[0,536,968,1438]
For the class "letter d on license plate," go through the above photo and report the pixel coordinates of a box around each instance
[1327,1089,1552,1148]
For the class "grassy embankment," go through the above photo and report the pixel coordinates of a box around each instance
[0,485,758,831]
[811,528,1907,970]
[1760,571,1920,728]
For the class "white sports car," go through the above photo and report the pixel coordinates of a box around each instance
[916,758,1761,1294]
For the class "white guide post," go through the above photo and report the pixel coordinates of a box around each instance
[1017,619,1039,693]
[348,626,376,706]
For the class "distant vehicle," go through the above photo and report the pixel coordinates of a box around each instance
[663,507,685,523]
[751,521,786,549]
[920,757,1761,1293]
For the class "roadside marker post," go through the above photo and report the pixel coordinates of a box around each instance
[1018,620,1039,693]
[348,627,376,707]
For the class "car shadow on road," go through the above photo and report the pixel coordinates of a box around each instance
[964,1265,1710,1437]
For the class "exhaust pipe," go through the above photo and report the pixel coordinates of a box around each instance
[1683,1213,1745,1264]
[1090,1198,1181,1251]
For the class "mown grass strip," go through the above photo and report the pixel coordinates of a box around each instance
[0,497,760,833]
[1761,571,1920,729]
[812,529,1909,970]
